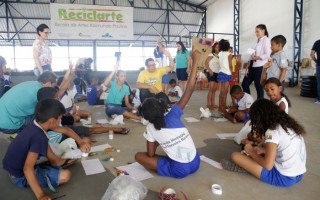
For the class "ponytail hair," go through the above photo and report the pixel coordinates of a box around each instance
[256,24,269,37]
[138,97,168,130]
[265,77,291,107]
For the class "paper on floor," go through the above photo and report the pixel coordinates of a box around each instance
[90,143,113,153]
[184,117,200,123]
[81,158,106,175]
[200,155,223,170]
[216,133,238,139]
[116,162,154,181]
[212,117,228,122]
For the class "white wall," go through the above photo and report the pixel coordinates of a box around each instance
[206,0,320,63]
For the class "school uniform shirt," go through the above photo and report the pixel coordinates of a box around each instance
[3,121,48,178]
[267,50,288,80]
[237,93,254,110]
[0,81,42,129]
[252,36,271,67]
[208,53,220,73]
[276,97,289,114]
[60,91,73,110]
[168,86,183,97]
[218,51,232,75]
[137,67,167,93]
[106,81,130,105]
[143,104,197,163]
[87,85,99,105]
[264,125,306,177]
[175,50,190,69]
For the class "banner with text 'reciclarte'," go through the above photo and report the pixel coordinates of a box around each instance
[50,3,133,40]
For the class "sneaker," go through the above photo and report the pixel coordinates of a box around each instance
[220,158,248,174]
[314,100,320,104]
[141,118,149,125]
[111,114,118,119]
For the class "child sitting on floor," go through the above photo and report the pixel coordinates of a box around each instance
[87,77,105,105]
[224,85,254,124]
[225,99,306,187]
[168,79,182,103]
[73,78,87,101]
[135,48,201,179]
[2,99,77,199]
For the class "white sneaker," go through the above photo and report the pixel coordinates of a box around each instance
[111,114,118,119]
[314,100,320,104]
[141,118,149,125]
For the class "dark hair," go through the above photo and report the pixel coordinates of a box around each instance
[145,58,155,67]
[73,78,81,85]
[36,24,49,36]
[169,79,177,84]
[38,71,57,85]
[87,58,93,63]
[219,39,230,51]
[176,41,187,53]
[57,77,64,86]
[265,77,291,107]
[249,99,305,138]
[116,70,125,77]
[271,35,287,47]
[211,43,219,54]
[90,76,99,83]
[230,84,243,95]
[35,99,66,123]
[37,87,58,101]
[138,97,168,130]
[256,24,269,37]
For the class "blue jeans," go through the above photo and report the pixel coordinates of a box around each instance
[316,65,320,100]
[0,114,35,134]
[105,103,131,117]
[11,165,61,192]
[0,78,4,98]
[242,66,264,99]
[34,64,52,79]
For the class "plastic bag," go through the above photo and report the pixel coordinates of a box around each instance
[101,175,148,200]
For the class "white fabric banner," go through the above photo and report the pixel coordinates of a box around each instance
[50,3,133,40]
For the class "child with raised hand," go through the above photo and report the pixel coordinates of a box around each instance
[264,77,291,114]
[135,48,201,179]
[217,39,233,113]
[3,99,76,200]
[227,99,306,187]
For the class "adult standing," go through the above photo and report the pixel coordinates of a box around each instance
[175,41,191,93]
[0,71,57,134]
[33,24,52,78]
[0,56,7,98]
[242,24,271,99]
[75,57,93,93]
[310,39,320,104]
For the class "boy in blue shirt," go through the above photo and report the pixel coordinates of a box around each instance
[3,99,76,200]
[87,77,105,105]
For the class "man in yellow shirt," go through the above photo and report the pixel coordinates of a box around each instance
[137,41,174,104]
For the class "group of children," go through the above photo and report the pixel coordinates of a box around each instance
[0,35,307,199]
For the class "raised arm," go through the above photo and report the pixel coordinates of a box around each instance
[56,62,75,99]
[177,48,201,110]
[260,59,272,87]
[103,61,119,87]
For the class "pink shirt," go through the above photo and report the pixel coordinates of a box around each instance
[252,36,271,67]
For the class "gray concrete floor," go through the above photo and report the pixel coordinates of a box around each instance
[1,85,320,200]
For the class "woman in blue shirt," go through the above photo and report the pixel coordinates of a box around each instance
[175,41,191,93]
[104,63,144,123]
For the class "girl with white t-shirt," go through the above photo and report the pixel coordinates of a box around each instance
[135,49,201,179]
[229,99,306,187]
[264,77,291,113]
[217,39,233,112]
[205,43,220,110]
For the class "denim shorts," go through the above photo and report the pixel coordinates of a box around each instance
[11,165,61,192]
[176,68,188,81]
[0,114,35,134]
[157,153,200,179]
[162,74,169,84]
[105,103,131,117]
[260,166,303,187]
[34,64,52,79]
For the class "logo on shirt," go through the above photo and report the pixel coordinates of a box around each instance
[146,78,158,86]
[266,133,273,140]
[247,102,252,105]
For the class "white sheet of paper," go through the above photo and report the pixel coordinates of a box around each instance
[216,133,238,139]
[184,117,200,123]
[246,48,256,55]
[81,159,106,175]
[97,119,109,124]
[213,117,228,122]
[89,143,113,153]
[116,162,154,181]
[200,155,223,170]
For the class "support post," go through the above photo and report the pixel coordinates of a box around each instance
[233,0,240,55]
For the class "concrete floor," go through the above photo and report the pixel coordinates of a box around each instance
[1,85,320,200]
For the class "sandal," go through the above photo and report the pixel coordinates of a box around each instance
[115,128,130,135]
[61,159,77,169]
[220,158,248,174]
